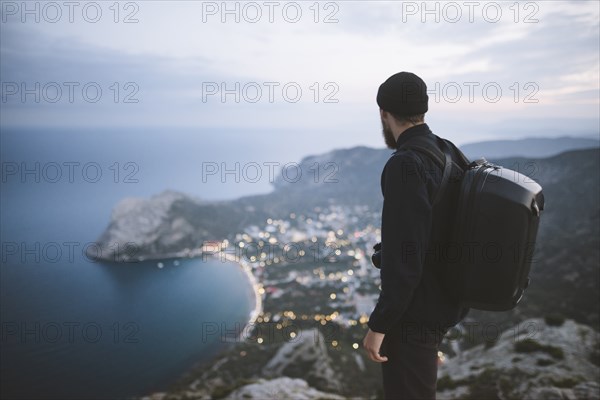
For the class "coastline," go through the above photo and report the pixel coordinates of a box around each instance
[211,252,263,342]
[92,247,264,343]
[86,247,205,263]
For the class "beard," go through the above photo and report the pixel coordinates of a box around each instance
[381,117,397,149]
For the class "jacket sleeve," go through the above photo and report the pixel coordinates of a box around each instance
[367,151,433,334]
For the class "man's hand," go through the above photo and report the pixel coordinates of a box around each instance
[363,328,389,362]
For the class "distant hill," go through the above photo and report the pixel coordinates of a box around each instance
[459,136,599,160]
[93,137,600,254]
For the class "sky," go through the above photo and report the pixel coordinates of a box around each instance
[1,0,599,154]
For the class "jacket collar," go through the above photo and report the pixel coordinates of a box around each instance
[395,123,433,149]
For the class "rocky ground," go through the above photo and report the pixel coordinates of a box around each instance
[141,317,599,400]
[437,317,600,400]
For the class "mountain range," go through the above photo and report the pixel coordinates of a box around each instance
[458,136,599,160]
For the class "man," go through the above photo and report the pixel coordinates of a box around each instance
[362,72,470,399]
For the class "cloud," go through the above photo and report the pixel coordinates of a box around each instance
[0,0,598,144]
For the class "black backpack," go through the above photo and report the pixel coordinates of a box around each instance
[403,134,545,312]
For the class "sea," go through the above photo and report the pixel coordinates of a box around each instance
[0,127,282,399]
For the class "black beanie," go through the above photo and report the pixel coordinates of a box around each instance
[376,72,428,116]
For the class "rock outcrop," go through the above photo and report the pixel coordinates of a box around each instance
[437,318,600,400]
[224,377,345,400]
[262,328,342,393]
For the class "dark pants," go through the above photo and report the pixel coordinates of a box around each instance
[379,324,446,400]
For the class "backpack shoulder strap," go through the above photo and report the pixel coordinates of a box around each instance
[401,135,453,206]
[443,138,471,168]
[436,139,453,205]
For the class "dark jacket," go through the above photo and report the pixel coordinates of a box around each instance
[367,123,470,336]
